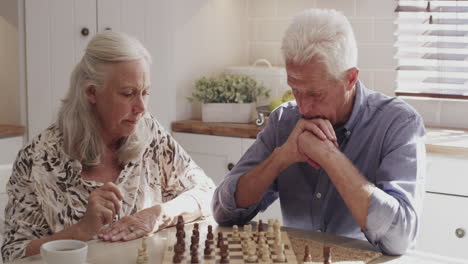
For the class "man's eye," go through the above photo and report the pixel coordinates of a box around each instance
[122,93,133,97]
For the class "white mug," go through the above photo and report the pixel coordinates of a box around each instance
[40,240,88,264]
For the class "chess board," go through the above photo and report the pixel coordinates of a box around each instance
[162,230,298,264]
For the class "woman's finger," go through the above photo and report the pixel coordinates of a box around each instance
[123,228,145,241]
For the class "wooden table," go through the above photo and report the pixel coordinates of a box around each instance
[9,219,467,264]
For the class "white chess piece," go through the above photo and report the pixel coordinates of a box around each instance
[246,241,258,262]
[274,243,285,262]
[232,224,240,241]
[267,219,274,239]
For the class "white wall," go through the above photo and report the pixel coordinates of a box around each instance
[246,0,468,129]
[0,0,20,125]
[174,0,249,120]
[247,0,396,97]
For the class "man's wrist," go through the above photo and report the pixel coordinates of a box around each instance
[272,146,294,172]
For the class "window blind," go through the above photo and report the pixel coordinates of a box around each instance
[395,0,468,99]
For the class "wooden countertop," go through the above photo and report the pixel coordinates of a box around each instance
[172,120,263,139]
[172,120,468,157]
[0,124,25,139]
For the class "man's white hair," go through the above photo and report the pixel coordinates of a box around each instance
[58,31,152,168]
[281,9,358,80]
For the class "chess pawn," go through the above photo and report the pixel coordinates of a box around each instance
[220,245,229,264]
[257,231,266,245]
[232,225,240,241]
[303,245,313,263]
[246,243,258,263]
[190,253,199,264]
[273,219,281,233]
[173,253,182,264]
[273,231,282,251]
[275,243,286,262]
[204,240,213,257]
[267,219,274,238]
[259,247,270,262]
[217,232,224,248]
[323,246,332,264]
[207,225,214,241]
[257,220,263,232]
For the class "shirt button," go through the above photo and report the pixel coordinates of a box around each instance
[345,130,351,137]
[316,192,322,199]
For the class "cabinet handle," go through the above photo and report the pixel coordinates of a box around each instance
[455,228,465,238]
[227,163,235,171]
[105,27,112,30]
[81,27,89,36]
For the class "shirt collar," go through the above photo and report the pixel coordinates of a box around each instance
[339,80,369,137]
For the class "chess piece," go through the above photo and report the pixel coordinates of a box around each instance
[257,219,263,232]
[204,240,213,257]
[136,236,148,264]
[275,243,286,262]
[177,229,185,240]
[267,219,274,239]
[176,215,185,230]
[304,245,313,263]
[273,219,281,233]
[323,246,332,264]
[232,225,240,241]
[190,253,199,264]
[246,240,257,263]
[220,244,229,263]
[207,225,214,240]
[217,232,224,248]
[173,253,182,264]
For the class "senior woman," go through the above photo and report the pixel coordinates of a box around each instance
[1,31,215,262]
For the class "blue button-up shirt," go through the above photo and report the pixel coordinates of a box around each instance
[212,81,426,255]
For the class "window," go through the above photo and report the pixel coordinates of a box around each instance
[395,0,468,99]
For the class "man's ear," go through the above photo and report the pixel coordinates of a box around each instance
[85,84,98,104]
[345,67,359,91]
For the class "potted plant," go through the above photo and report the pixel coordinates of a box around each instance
[189,74,270,123]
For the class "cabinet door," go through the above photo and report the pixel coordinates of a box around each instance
[25,0,96,139]
[173,133,242,185]
[416,193,468,259]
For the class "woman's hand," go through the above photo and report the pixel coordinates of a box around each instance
[98,204,165,242]
[76,182,123,240]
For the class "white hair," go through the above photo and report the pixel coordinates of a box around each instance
[58,31,152,168]
[281,9,358,80]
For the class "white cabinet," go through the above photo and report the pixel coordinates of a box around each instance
[172,132,282,223]
[415,153,468,260]
[24,0,176,139]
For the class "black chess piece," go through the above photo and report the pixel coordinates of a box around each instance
[220,245,229,263]
[207,225,214,240]
[323,246,332,264]
[304,245,312,262]
[173,252,183,263]
[257,220,263,232]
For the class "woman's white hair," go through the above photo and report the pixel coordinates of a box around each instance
[281,9,358,80]
[58,31,152,168]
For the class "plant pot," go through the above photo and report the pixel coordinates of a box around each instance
[202,103,254,123]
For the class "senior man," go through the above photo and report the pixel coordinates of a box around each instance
[212,9,425,255]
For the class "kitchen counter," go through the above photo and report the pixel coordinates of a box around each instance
[172,119,262,139]
[0,124,25,139]
[171,120,468,156]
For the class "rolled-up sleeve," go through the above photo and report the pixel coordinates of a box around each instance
[212,110,280,226]
[2,149,52,262]
[364,114,426,255]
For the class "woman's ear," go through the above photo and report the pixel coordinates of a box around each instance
[85,84,98,104]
